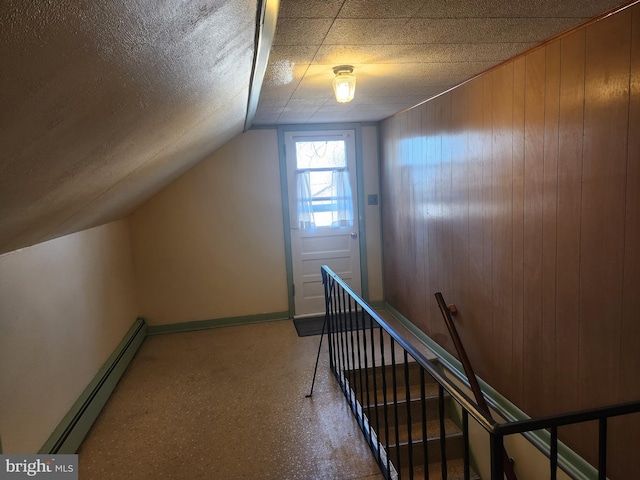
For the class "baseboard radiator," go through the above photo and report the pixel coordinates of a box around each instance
[39,318,147,454]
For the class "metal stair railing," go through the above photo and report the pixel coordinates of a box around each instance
[317,265,640,480]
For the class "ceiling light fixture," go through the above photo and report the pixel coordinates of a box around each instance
[332,65,356,103]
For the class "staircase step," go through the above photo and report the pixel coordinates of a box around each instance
[347,361,438,395]
[400,457,481,480]
[345,359,477,478]
[347,362,445,412]
[382,418,461,444]
[365,396,451,429]
[370,380,441,404]
[387,423,465,466]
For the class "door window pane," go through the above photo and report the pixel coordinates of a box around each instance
[294,140,352,228]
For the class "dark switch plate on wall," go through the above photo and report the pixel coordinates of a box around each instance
[367,194,378,205]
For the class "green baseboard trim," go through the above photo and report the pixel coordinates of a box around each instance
[368,300,386,310]
[383,302,598,480]
[146,311,290,336]
[39,317,147,454]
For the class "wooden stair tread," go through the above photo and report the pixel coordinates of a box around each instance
[401,457,481,480]
[383,418,461,444]
[367,381,441,403]
[344,359,479,479]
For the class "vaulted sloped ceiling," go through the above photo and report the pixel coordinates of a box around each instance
[0,0,258,255]
[0,0,630,256]
[254,0,627,125]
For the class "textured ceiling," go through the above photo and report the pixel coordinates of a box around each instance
[254,0,627,125]
[0,0,257,255]
[0,0,630,256]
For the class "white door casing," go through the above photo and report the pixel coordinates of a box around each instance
[285,130,362,317]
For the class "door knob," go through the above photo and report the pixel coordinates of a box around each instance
[350,232,358,239]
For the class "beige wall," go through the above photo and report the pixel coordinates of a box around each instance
[362,125,384,302]
[0,125,382,454]
[129,129,289,325]
[0,219,138,453]
[129,126,384,325]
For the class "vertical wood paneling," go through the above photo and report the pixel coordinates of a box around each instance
[611,8,640,479]
[511,56,526,407]
[451,85,473,366]
[441,94,454,302]
[426,100,441,338]
[578,13,632,474]
[433,95,442,301]
[421,103,434,334]
[579,9,630,410]
[480,74,494,379]
[618,5,640,404]
[410,106,427,328]
[382,117,401,309]
[437,95,454,347]
[556,30,585,414]
[542,40,561,408]
[467,77,486,373]
[522,47,546,416]
[555,31,586,459]
[400,113,412,314]
[491,63,514,398]
[402,110,416,322]
[379,6,640,477]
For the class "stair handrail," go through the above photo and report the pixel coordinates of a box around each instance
[321,266,498,432]
[435,291,518,480]
[322,266,640,479]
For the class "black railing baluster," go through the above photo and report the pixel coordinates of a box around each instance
[325,278,332,367]
[333,285,342,381]
[599,418,607,480]
[328,280,337,377]
[348,296,357,414]
[404,350,414,480]
[380,327,392,476]
[354,304,369,405]
[319,266,640,480]
[338,287,347,390]
[341,289,351,399]
[369,313,381,462]
[323,272,334,371]
[420,369,429,480]
[356,310,370,449]
[355,304,366,430]
[550,426,558,480]
[331,280,340,376]
[490,433,505,480]
[338,287,349,396]
[347,294,357,411]
[361,309,373,446]
[439,384,447,480]
[328,282,335,368]
[391,339,402,478]
[463,410,470,480]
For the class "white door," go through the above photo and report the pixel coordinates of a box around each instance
[285,130,362,317]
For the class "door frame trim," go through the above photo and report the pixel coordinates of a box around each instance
[277,123,369,318]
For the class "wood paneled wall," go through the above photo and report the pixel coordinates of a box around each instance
[379,5,639,478]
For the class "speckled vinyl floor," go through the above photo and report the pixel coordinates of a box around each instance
[78,319,386,480]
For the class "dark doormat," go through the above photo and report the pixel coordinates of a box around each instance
[293,315,377,337]
[293,316,327,337]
